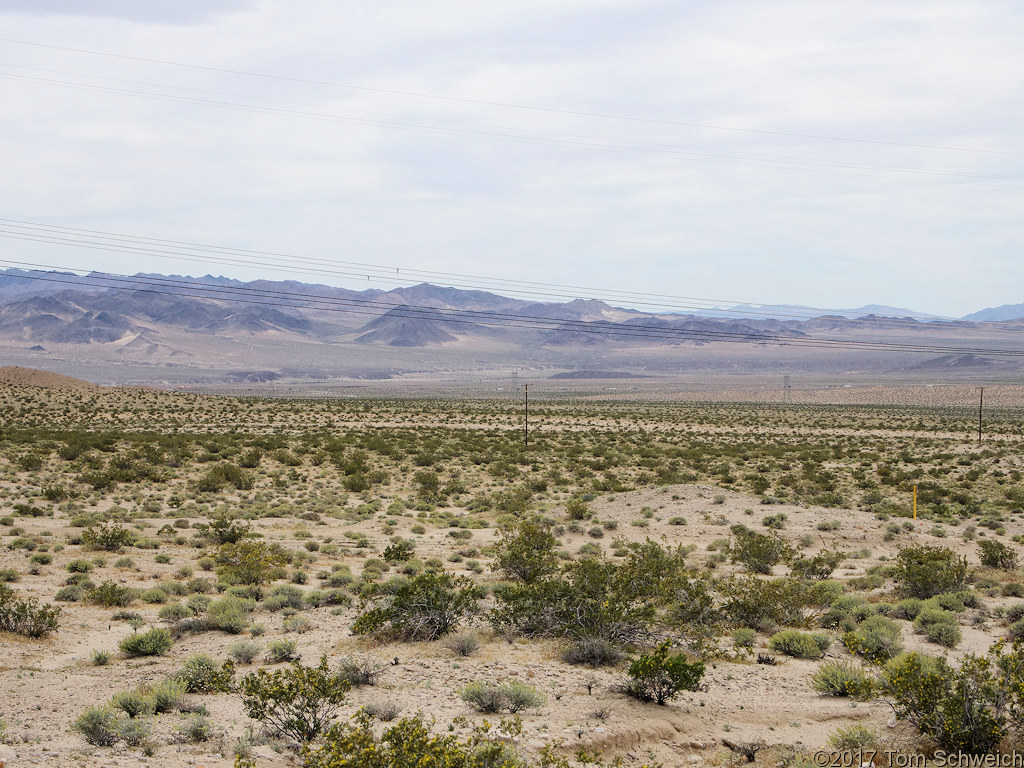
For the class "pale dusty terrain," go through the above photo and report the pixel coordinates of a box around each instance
[1,482,1020,768]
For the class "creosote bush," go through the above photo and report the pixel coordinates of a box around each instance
[238,655,350,742]
[894,544,968,599]
[352,571,480,642]
[621,640,704,705]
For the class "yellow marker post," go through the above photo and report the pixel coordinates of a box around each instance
[913,485,917,520]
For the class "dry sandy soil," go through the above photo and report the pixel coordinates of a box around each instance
[1,482,1021,768]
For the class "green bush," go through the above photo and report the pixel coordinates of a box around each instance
[768,629,831,659]
[305,711,526,768]
[731,628,756,649]
[109,687,156,718]
[0,584,61,637]
[493,518,559,583]
[215,540,288,585]
[176,653,235,693]
[561,636,624,667]
[266,638,300,663]
[203,596,253,634]
[720,576,835,633]
[729,527,794,574]
[86,581,136,608]
[238,655,350,742]
[810,659,874,698]
[227,640,262,664]
[119,627,173,657]
[894,545,968,598]
[151,678,187,713]
[72,706,124,746]
[843,615,903,663]
[978,539,1019,570]
[621,640,704,705]
[880,646,1024,754]
[82,523,135,552]
[460,680,546,713]
[353,571,480,642]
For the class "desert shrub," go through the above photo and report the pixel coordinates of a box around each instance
[894,544,968,598]
[173,713,216,743]
[461,680,546,713]
[819,595,874,631]
[561,636,625,667]
[620,640,704,705]
[338,656,385,687]
[720,576,835,633]
[118,717,152,747]
[565,496,591,520]
[72,706,124,746]
[811,659,874,698]
[731,628,756,649]
[880,647,1021,754]
[828,723,879,750]
[159,602,193,622]
[86,581,136,608]
[215,540,289,585]
[140,587,169,604]
[238,655,350,742]
[0,568,20,583]
[729,527,794,574]
[119,627,173,657]
[891,598,925,621]
[266,638,300,663]
[174,653,235,693]
[444,629,482,657]
[283,615,313,634]
[195,462,254,493]
[91,648,112,666]
[352,571,480,642]
[109,687,156,718]
[55,584,84,602]
[493,518,559,583]
[67,558,93,573]
[789,550,846,580]
[978,539,1019,570]
[913,606,960,645]
[0,584,61,637]
[265,584,306,612]
[203,596,253,634]
[768,629,831,659]
[151,678,187,713]
[227,640,262,664]
[924,621,962,648]
[82,523,135,552]
[305,711,526,768]
[843,615,903,663]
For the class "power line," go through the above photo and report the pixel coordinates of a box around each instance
[0,219,960,323]
[2,258,1023,359]
[2,37,1020,157]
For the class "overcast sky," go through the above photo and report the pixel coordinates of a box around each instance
[0,0,1021,317]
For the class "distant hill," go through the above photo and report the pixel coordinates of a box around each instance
[0,365,103,391]
[0,268,1021,384]
[962,304,1024,322]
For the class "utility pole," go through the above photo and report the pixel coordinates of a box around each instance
[783,375,792,404]
[978,387,984,444]
[523,383,530,447]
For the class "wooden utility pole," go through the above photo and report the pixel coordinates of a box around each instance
[978,387,984,444]
[523,383,530,446]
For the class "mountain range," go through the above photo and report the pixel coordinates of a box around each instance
[0,268,1021,386]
